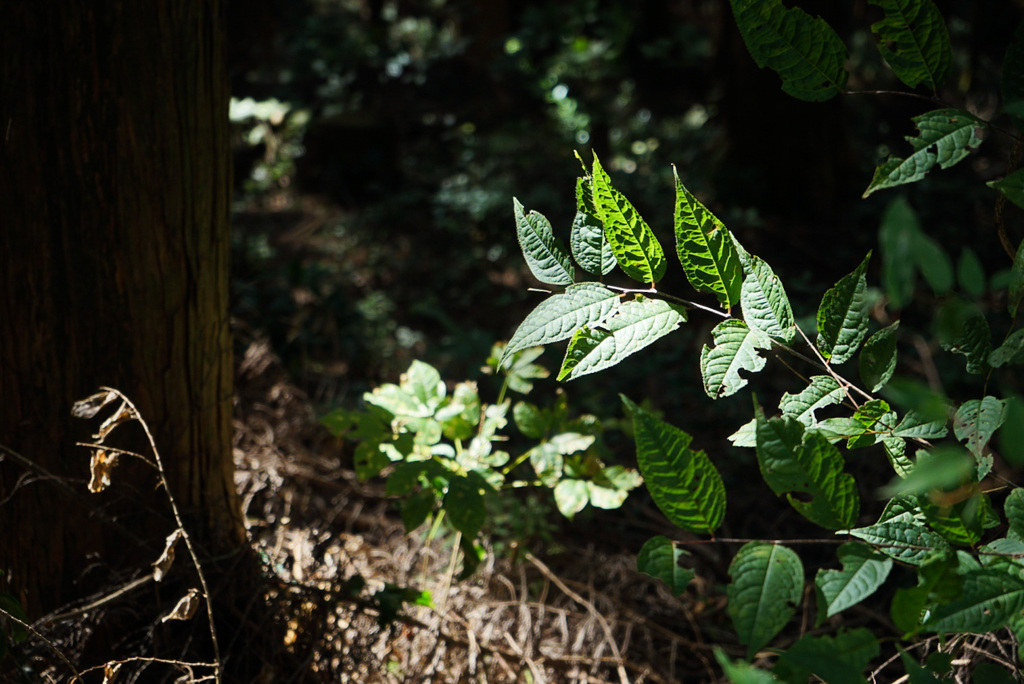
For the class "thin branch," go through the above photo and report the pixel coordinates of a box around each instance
[0,605,83,682]
[604,286,730,319]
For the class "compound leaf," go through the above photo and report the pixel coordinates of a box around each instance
[591,153,666,285]
[502,283,619,366]
[869,0,951,91]
[728,541,804,659]
[815,543,893,621]
[864,109,986,197]
[558,297,687,380]
[817,253,871,365]
[674,169,743,308]
[729,0,848,101]
[514,197,574,286]
[623,395,725,535]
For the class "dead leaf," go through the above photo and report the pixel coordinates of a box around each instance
[102,662,122,684]
[152,529,185,582]
[88,450,119,492]
[94,402,135,441]
[71,390,117,419]
[161,588,201,622]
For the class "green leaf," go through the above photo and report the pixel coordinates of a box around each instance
[502,347,549,395]
[755,410,860,530]
[714,651,778,683]
[1010,239,1024,317]
[365,360,446,420]
[727,541,804,659]
[891,551,961,635]
[1006,489,1024,541]
[878,197,919,309]
[558,297,687,381]
[513,197,574,286]
[989,329,1024,367]
[401,488,438,532]
[883,436,914,478]
[892,409,948,439]
[816,253,871,365]
[444,473,488,539]
[553,479,589,519]
[623,395,726,535]
[637,535,695,596]
[774,628,878,684]
[914,234,953,296]
[700,320,772,399]
[989,168,1024,211]
[958,247,986,297]
[860,322,900,392]
[1000,397,1024,469]
[571,177,616,275]
[729,0,848,101]
[847,515,950,566]
[936,296,991,374]
[501,282,620,366]
[920,492,991,547]
[739,251,796,343]
[779,375,846,426]
[922,569,1024,633]
[864,109,986,197]
[728,418,757,448]
[590,153,666,284]
[815,543,893,621]
[954,397,1006,460]
[673,169,743,308]
[880,446,974,500]
[868,0,951,91]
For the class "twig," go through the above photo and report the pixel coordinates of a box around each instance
[98,387,223,684]
[41,575,153,624]
[0,604,83,682]
[604,286,730,319]
[525,552,631,684]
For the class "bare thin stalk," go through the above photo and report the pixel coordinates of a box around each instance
[0,605,83,682]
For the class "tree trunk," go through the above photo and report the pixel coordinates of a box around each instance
[0,0,243,630]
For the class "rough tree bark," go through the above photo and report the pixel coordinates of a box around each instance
[0,0,244,634]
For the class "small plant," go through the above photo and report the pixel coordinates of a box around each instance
[493,1,1024,679]
[321,344,641,575]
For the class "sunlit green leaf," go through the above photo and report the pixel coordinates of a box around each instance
[817,253,871,365]
[714,649,778,684]
[729,0,848,101]
[558,297,687,381]
[779,376,846,426]
[637,535,694,596]
[864,109,986,197]
[728,541,804,659]
[502,283,620,366]
[739,249,795,343]
[623,395,726,535]
[847,508,950,566]
[591,153,666,284]
[815,543,893,621]
[891,409,948,439]
[513,197,574,286]
[553,479,589,519]
[700,320,772,399]
[673,169,742,308]
[868,0,951,91]
[571,176,616,275]
[755,409,860,530]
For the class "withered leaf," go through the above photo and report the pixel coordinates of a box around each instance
[161,588,201,623]
[94,402,135,441]
[102,662,122,684]
[152,529,185,582]
[88,450,119,493]
[71,390,117,419]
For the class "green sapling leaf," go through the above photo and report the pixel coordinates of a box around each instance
[622,395,726,535]
[815,543,893,621]
[557,297,687,381]
[859,321,900,393]
[700,320,772,399]
[513,197,575,286]
[673,169,742,309]
[816,253,871,365]
[739,250,796,343]
[501,282,620,366]
[444,472,489,539]
[727,541,804,659]
[637,536,694,596]
[590,153,666,285]
[868,0,951,91]
[989,168,1024,211]
[571,177,616,275]
[729,0,848,101]
[863,109,986,197]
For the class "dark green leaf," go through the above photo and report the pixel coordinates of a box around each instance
[936,296,991,374]
[817,253,871,365]
[727,541,804,659]
[815,543,893,621]
[637,535,695,596]
[868,0,951,91]
[989,168,1024,211]
[860,322,900,392]
[444,473,488,539]
[1002,20,1024,130]
[923,569,1024,633]
[774,628,878,684]
[958,247,986,297]
[878,197,919,309]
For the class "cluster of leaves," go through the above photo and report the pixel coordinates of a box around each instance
[495,0,1024,679]
[321,347,641,576]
